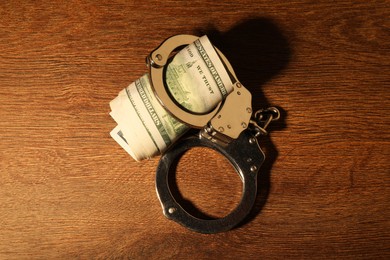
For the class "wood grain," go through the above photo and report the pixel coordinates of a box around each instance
[0,0,389,259]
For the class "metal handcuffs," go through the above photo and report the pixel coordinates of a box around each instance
[147,35,280,234]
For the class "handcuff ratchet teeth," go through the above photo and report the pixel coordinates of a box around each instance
[147,34,280,234]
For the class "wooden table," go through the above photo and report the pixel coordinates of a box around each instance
[1,1,389,259]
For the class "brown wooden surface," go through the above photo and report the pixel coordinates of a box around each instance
[1,1,389,259]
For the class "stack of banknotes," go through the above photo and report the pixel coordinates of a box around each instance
[109,36,233,161]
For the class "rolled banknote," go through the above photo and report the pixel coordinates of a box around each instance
[110,35,233,161]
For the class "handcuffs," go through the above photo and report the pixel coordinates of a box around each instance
[147,35,280,234]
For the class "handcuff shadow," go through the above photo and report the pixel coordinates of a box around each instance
[167,18,291,227]
[199,18,291,228]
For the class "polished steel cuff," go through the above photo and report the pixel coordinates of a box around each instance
[155,130,264,234]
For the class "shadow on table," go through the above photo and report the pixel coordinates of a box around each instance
[166,17,292,229]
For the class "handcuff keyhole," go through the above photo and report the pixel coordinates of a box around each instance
[171,147,242,220]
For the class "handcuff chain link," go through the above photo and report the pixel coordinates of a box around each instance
[249,107,280,137]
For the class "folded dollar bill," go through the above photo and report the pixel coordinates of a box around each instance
[109,35,233,161]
